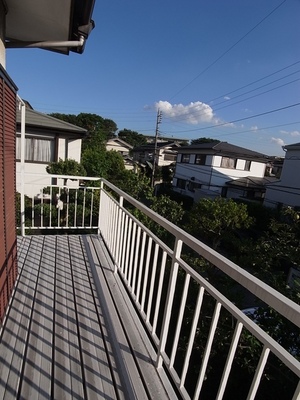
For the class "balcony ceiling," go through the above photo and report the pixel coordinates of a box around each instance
[5,0,95,54]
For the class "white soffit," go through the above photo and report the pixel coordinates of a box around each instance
[5,0,72,42]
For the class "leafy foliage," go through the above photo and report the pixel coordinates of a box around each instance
[46,158,86,176]
[118,128,147,147]
[190,137,221,145]
[186,197,254,249]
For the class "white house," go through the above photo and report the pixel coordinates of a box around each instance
[264,142,300,208]
[173,141,270,201]
[105,137,136,170]
[132,141,179,167]
[16,103,87,198]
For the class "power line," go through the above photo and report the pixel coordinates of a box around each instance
[166,102,300,134]
[169,0,287,101]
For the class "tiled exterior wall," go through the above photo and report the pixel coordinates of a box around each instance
[0,65,18,322]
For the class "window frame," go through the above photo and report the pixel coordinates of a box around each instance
[221,156,237,169]
[195,154,206,165]
[181,154,190,163]
[16,135,56,163]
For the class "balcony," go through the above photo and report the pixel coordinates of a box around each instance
[1,174,299,399]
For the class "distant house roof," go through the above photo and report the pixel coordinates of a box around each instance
[16,107,87,137]
[226,176,278,189]
[133,141,179,152]
[178,141,270,161]
[107,138,133,149]
[283,142,300,151]
[5,0,95,54]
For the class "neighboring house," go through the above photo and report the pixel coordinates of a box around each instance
[144,135,188,146]
[173,141,270,201]
[16,103,87,198]
[0,0,95,321]
[106,137,136,170]
[264,142,300,209]
[106,137,133,155]
[132,141,179,167]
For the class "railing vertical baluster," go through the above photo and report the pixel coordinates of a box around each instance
[136,231,146,304]
[169,273,191,369]
[57,187,61,228]
[127,221,137,287]
[120,214,129,275]
[246,346,270,400]
[216,321,243,400]
[41,190,44,228]
[124,218,133,280]
[156,238,182,369]
[141,237,153,314]
[115,196,124,273]
[180,285,205,387]
[49,186,52,228]
[193,301,222,396]
[146,243,159,324]
[74,189,78,228]
[31,196,34,228]
[82,188,86,227]
[90,189,94,228]
[97,180,104,236]
[152,250,167,337]
[66,187,69,228]
[131,226,141,295]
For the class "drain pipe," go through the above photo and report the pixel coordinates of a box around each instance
[18,96,26,236]
[6,35,85,50]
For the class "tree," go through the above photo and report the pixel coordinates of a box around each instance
[190,137,221,145]
[186,197,254,249]
[118,129,147,147]
[46,158,86,176]
[81,149,125,180]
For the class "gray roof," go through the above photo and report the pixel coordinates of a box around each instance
[226,176,278,189]
[284,142,300,150]
[178,141,270,161]
[133,141,178,152]
[16,107,87,136]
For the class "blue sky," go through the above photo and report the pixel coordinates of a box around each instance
[7,0,300,156]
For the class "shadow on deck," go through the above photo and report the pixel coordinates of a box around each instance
[0,235,175,399]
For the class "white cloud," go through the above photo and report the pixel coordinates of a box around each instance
[290,130,300,137]
[154,100,214,125]
[279,130,300,137]
[224,96,230,100]
[250,126,258,132]
[271,137,285,147]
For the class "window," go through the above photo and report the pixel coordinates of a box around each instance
[16,136,55,162]
[176,178,186,189]
[188,181,202,192]
[181,154,190,163]
[221,157,236,169]
[244,160,251,171]
[195,154,206,165]
[164,154,177,161]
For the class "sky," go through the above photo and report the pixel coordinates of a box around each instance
[6,0,300,157]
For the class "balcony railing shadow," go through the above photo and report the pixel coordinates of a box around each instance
[17,173,300,400]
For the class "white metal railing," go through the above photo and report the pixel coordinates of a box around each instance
[17,174,300,399]
[99,178,300,400]
[17,173,101,235]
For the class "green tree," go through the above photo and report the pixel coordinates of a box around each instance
[186,197,254,249]
[82,149,125,180]
[190,137,221,145]
[46,158,86,176]
[118,129,147,147]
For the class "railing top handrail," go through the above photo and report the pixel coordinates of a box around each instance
[101,178,300,329]
[17,172,101,182]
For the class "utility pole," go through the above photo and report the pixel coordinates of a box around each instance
[151,109,162,188]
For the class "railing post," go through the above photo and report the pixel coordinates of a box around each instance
[156,237,182,369]
[19,97,26,236]
[114,195,123,274]
[97,180,104,236]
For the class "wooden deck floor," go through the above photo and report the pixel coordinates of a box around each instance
[0,235,174,400]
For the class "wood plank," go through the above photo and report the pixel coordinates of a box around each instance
[53,236,85,400]
[69,235,120,400]
[20,235,56,399]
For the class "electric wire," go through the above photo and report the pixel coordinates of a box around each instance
[169,0,287,101]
